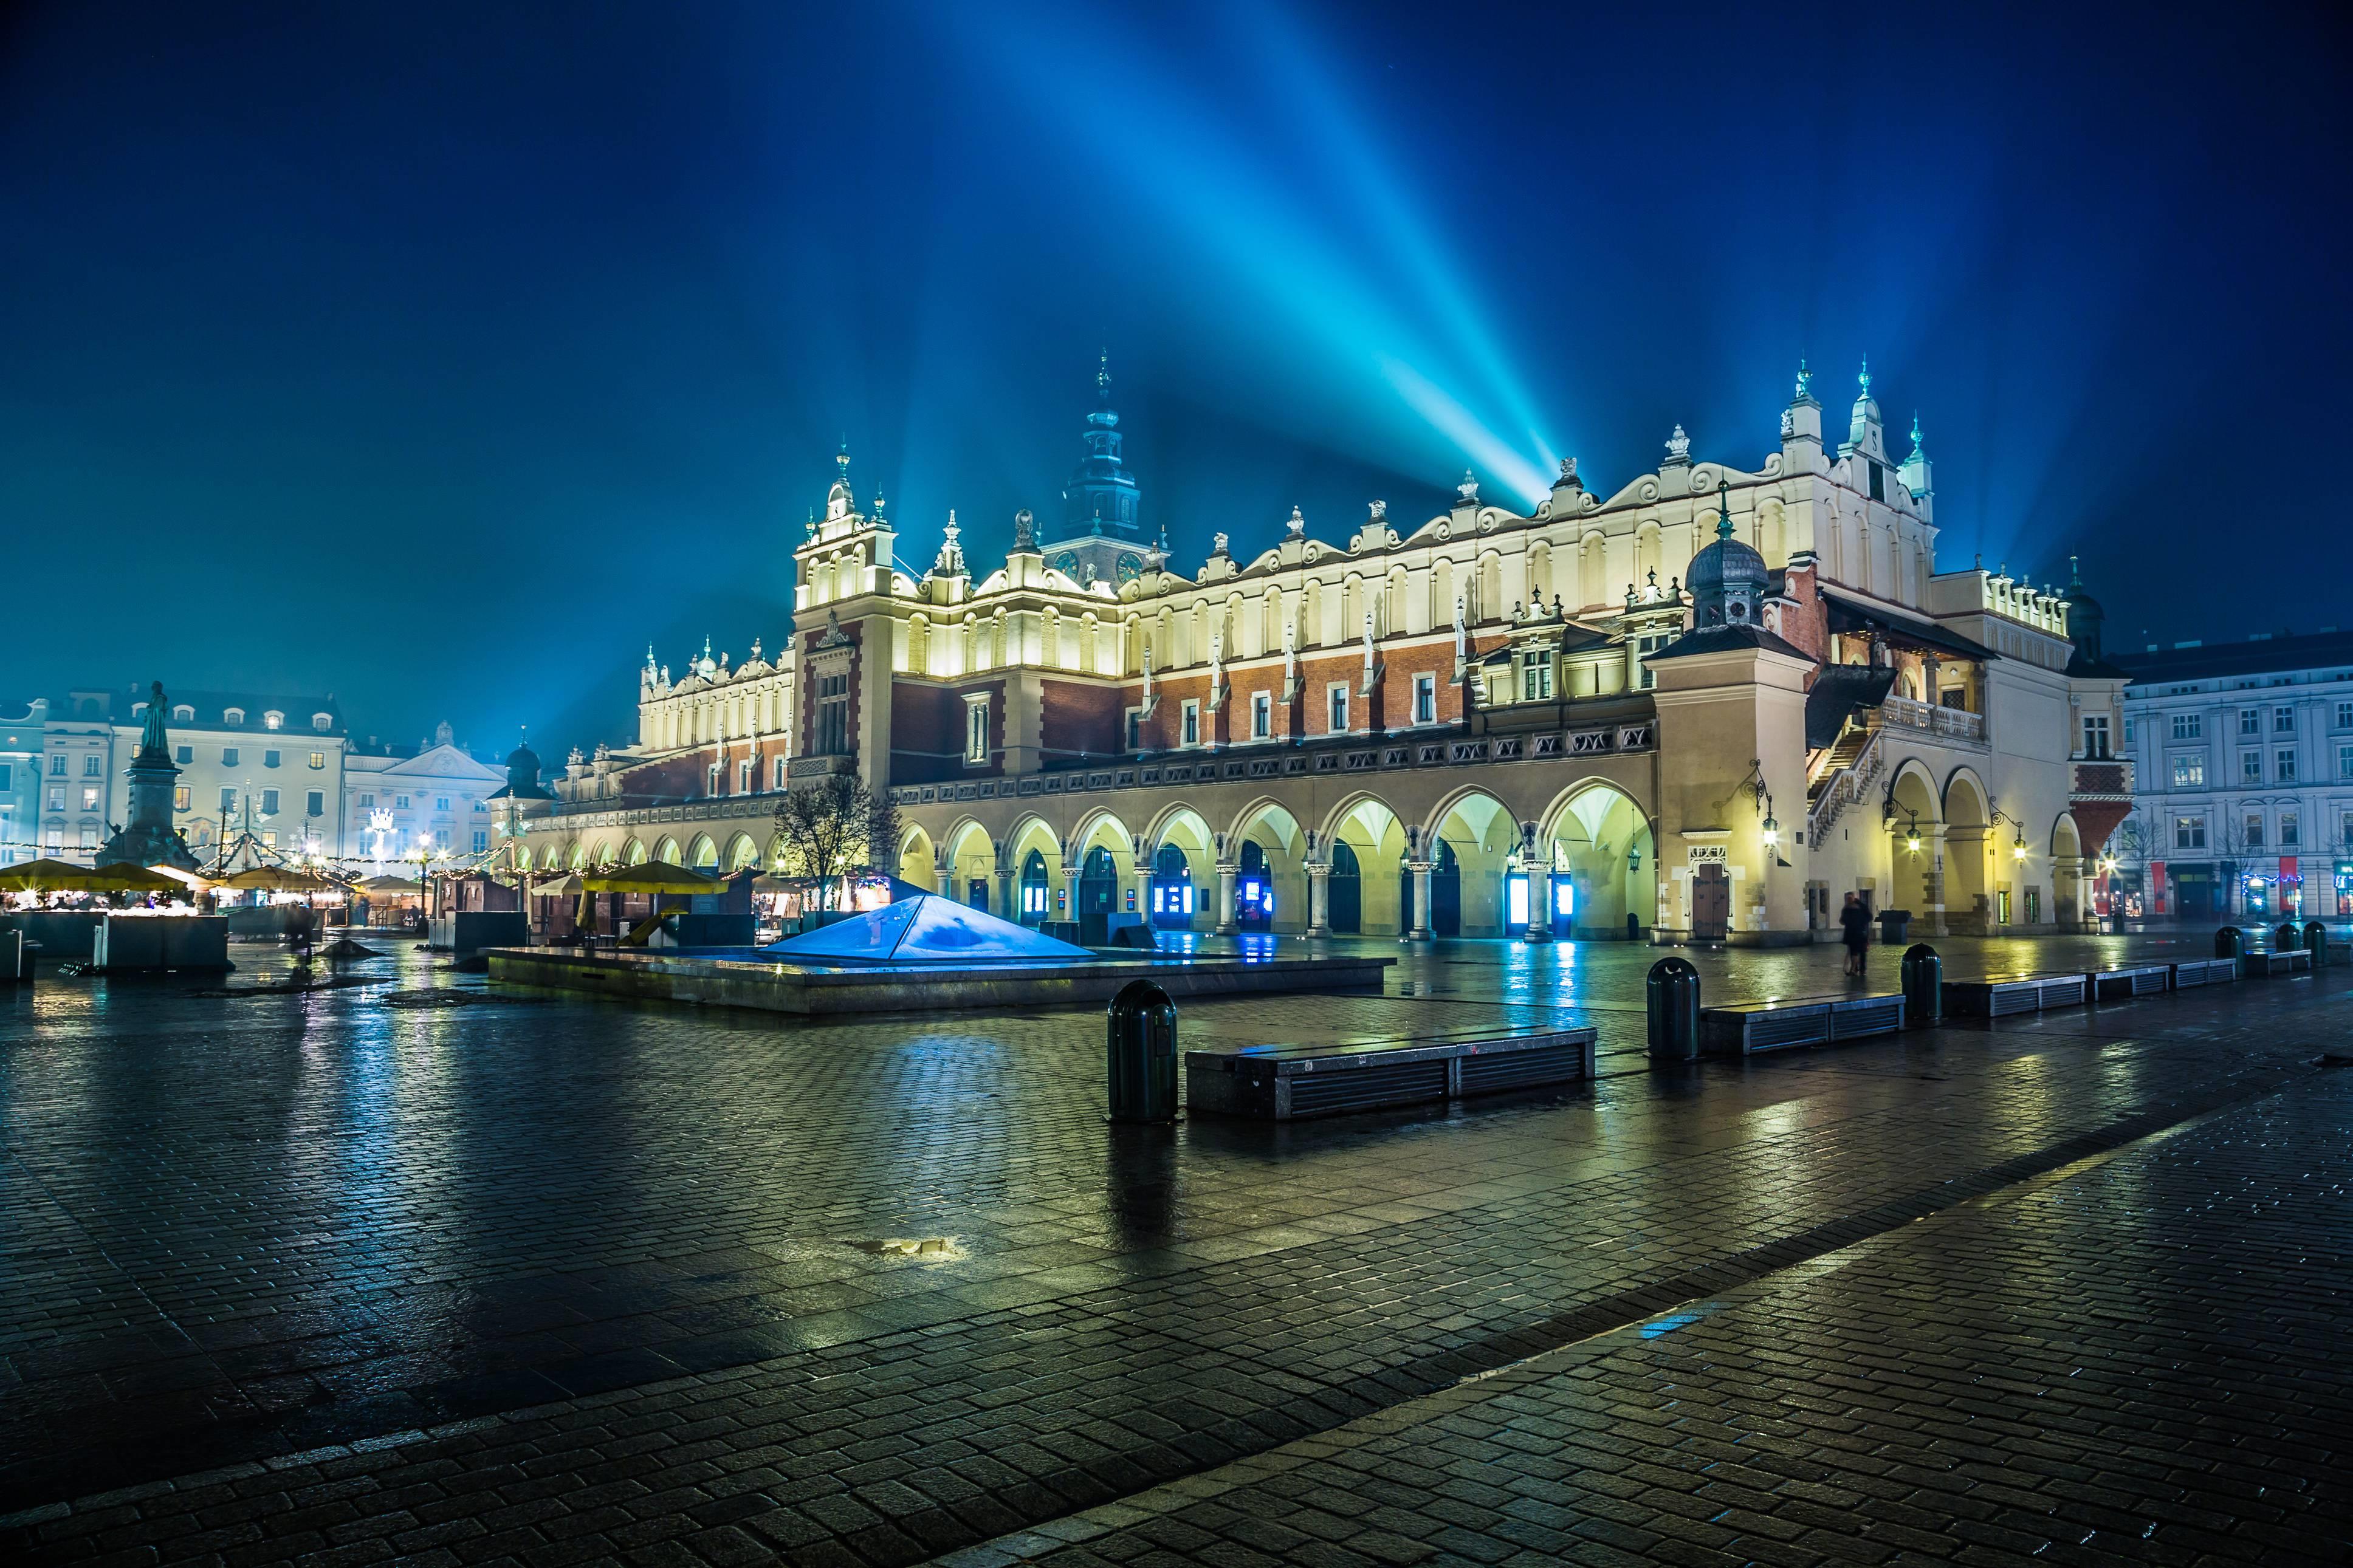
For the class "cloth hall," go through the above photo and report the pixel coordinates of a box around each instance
[517,361,2132,944]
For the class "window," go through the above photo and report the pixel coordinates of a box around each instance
[1635,632,1670,690]
[1251,693,1271,740]
[80,786,98,810]
[773,756,788,789]
[2344,810,2353,848]
[358,793,374,809]
[2080,716,2109,759]
[739,759,753,793]
[2171,713,2201,739]
[2170,753,2205,787]
[964,697,990,764]
[263,711,283,731]
[172,705,192,722]
[472,830,489,854]
[261,789,280,815]
[174,786,190,813]
[46,786,63,810]
[1180,699,1200,746]
[48,755,64,776]
[1125,709,1141,751]
[222,747,239,767]
[224,708,244,725]
[394,795,410,810]
[2238,709,2260,735]
[2244,812,2264,847]
[261,830,277,849]
[435,829,450,849]
[2281,810,2299,847]
[2337,700,2353,730]
[435,796,450,812]
[83,753,101,776]
[2241,750,2262,783]
[174,745,192,765]
[2275,705,2295,733]
[2176,815,2206,849]
[1414,673,1436,725]
[309,751,325,769]
[79,823,97,851]
[219,787,236,813]
[816,673,850,756]
[306,790,324,817]
[0,764,9,792]
[2340,742,2353,780]
[44,827,61,854]
[1327,685,1348,732]
[263,750,281,769]
[1520,649,1553,702]
[2122,717,2135,745]
[2277,749,2298,782]
[471,798,486,812]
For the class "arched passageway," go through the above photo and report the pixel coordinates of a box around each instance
[1327,840,1362,933]
[1151,844,1195,928]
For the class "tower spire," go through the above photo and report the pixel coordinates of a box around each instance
[1716,478,1735,543]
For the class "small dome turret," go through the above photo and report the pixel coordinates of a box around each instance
[1685,479,1769,627]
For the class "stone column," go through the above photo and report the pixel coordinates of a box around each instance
[1407,859,1434,940]
[1527,866,1553,941]
[1214,861,1239,934]
[935,858,955,899]
[1132,864,1153,926]
[994,867,1014,922]
[1920,824,1948,936]
[1306,861,1331,935]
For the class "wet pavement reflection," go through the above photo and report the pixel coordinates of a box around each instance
[0,928,2346,1563]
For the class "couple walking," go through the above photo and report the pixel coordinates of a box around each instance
[1838,891,1873,978]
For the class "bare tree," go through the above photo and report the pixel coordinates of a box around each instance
[772,772,900,911]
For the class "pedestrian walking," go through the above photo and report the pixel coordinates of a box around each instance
[1838,891,1871,979]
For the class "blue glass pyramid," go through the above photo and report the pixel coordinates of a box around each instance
[759,894,1097,965]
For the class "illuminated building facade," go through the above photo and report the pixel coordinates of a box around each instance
[343,722,509,864]
[522,363,2129,942]
[2110,628,2353,920]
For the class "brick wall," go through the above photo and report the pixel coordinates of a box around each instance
[890,678,1005,784]
[1040,679,1125,759]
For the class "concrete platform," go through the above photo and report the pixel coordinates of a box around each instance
[483,944,1391,1015]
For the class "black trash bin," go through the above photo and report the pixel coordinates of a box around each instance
[1878,909,1911,945]
[1900,942,1941,1027]
[2274,922,2303,960]
[2303,920,2329,969]
[1105,979,1180,1123]
[1646,957,1700,1063]
[2214,925,2244,961]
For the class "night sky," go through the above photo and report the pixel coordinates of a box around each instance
[4,2,2345,758]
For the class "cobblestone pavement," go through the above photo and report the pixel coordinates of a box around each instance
[1,930,2346,1566]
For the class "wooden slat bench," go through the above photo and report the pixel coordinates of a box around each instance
[1942,972,2088,1018]
[2085,964,2169,1001]
[1184,1027,1598,1121]
[2168,957,2240,988]
[1699,994,1906,1056]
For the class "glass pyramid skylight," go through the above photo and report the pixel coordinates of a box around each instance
[760,893,1097,965]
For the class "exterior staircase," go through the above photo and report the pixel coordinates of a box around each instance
[1806,722,1883,846]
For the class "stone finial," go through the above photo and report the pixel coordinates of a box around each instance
[1286,505,1305,538]
[1795,357,1813,400]
[1456,470,1479,503]
[1012,507,1036,551]
[1212,530,1229,556]
[1556,456,1579,487]
[1664,425,1691,464]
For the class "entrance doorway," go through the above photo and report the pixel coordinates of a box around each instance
[1150,844,1195,928]
[1017,849,1049,926]
[1235,841,1274,931]
[1077,846,1118,945]
[1692,865,1730,940]
[1327,841,1362,933]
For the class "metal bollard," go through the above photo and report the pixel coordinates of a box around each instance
[2214,925,2244,961]
[2303,920,2330,969]
[1646,956,1700,1063]
[1105,979,1180,1123]
[1900,942,1942,1027]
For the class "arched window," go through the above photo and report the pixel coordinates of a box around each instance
[223,708,245,725]
[1017,849,1049,926]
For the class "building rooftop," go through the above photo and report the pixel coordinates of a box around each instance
[2113,629,2353,686]
[48,686,347,736]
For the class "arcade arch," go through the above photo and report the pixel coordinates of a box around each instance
[1538,782,1655,937]
[1942,768,1993,931]
[1423,788,1520,937]
[1318,794,1409,936]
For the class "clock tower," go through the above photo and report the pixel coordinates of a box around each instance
[1040,351,1146,589]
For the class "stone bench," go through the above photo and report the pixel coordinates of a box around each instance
[1942,972,2087,1018]
[2085,964,2169,1002]
[1699,994,1905,1056]
[2168,957,2240,989]
[2244,948,2312,978]
[1184,1027,1598,1121]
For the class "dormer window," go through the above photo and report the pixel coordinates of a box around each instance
[173,705,193,722]
[311,712,333,731]
[264,711,283,730]
[224,707,247,725]
[1519,649,1553,702]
